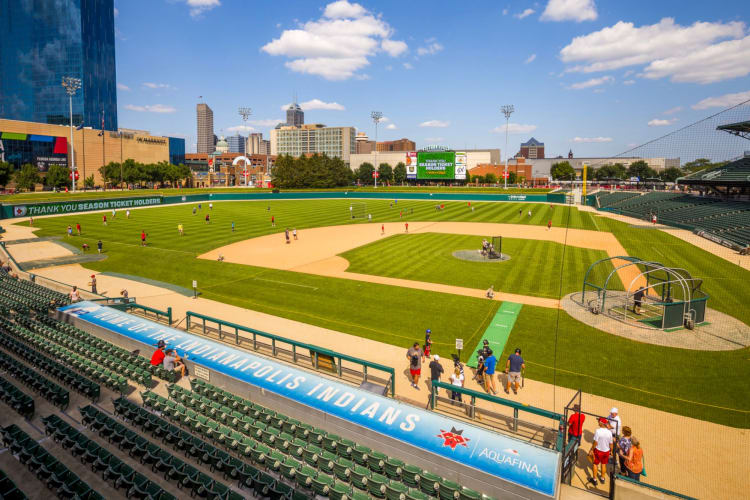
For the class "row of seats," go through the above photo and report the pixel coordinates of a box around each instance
[596,191,641,208]
[1,424,103,500]
[0,326,99,401]
[0,319,129,394]
[165,380,485,500]
[0,349,68,410]
[0,468,28,500]
[28,315,177,383]
[0,375,35,420]
[0,270,69,312]
[13,316,152,386]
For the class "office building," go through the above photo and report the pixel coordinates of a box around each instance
[168,137,186,165]
[355,132,375,154]
[196,103,214,153]
[518,138,544,159]
[247,133,271,155]
[286,100,304,126]
[227,134,246,154]
[0,0,118,130]
[270,124,357,163]
[377,138,416,152]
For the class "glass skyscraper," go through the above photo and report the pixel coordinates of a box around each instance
[0,0,118,130]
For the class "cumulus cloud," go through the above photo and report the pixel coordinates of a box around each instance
[279,99,345,111]
[417,42,443,56]
[116,83,130,91]
[492,123,538,134]
[261,1,407,80]
[181,0,220,17]
[541,0,597,22]
[648,118,677,126]
[568,75,614,89]
[124,104,176,113]
[572,136,612,143]
[386,123,397,130]
[692,90,750,110]
[560,18,749,84]
[226,125,256,134]
[419,120,450,128]
[514,8,535,19]
[525,54,537,64]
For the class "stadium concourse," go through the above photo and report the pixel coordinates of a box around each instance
[0,216,748,500]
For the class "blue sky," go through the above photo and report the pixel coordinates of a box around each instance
[114,0,750,157]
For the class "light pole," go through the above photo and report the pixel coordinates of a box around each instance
[501,104,514,189]
[238,107,252,186]
[61,77,81,192]
[371,111,383,188]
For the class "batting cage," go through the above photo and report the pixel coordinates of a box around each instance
[349,202,367,219]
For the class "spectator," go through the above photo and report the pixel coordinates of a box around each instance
[483,348,497,394]
[150,340,166,366]
[163,349,186,378]
[450,366,464,403]
[406,342,423,389]
[1,262,11,273]
[624,437,644,481]
[423,329,432,360]
[607,407,622,437]
[504,348,524,395]
[567,404,585,445]
[475,353,486,386]
[429,355,444,395]
[70,286,81,303]
[617,426,633,475]
[589,417,614,486]
[89,275,97,294]
[120,289,129,300]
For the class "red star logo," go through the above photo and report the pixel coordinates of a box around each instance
[437,427,470,450]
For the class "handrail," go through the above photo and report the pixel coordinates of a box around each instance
[615,474,697,500]
[430,380,566,451]
[185,310,395,396]
[108,301,172,325]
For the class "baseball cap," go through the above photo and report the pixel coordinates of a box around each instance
[610,407,618,414]
[433,355,439,361]
[515,348,522,354]
[156,340,166,348]
[426,329,431,333]
[598,417,608,425]
[91,274,95,278]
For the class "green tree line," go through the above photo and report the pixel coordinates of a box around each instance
[549,158,729,183]
[98,160,191,188]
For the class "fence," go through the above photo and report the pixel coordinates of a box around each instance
[614,475,698,500]
[106,300,172,325]
[429,381,565,451]
[185,311,395,396]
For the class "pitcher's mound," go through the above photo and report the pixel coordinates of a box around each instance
[452,250,511,263]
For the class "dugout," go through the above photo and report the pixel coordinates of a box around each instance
[582,256,709,330]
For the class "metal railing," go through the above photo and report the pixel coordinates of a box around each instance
[614,474,697,500]
[185,310,395,396]
[106,300,172,325]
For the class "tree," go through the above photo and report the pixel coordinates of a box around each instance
[627,160,656,180]
[393,162,406,184]
[84,174,95,189]
[99,162,121,187]
[594,163,627,180]
[484,173,497,184]
[551,161,576,180]
[471,175,484,184]
[660,166,683,183]
[682,158,727,174]
[507,171,517,184]
[45,164,70,189]
[358,162,374,185]
[14,164,40,191]
[378,163,393,183]
[0,161,13,188]
[270,154,353,189]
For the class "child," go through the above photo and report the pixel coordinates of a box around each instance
[97,240,103,254]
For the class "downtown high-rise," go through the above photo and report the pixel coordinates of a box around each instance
[196,103,214,154]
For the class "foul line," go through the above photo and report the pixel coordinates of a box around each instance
[252,277,318,290]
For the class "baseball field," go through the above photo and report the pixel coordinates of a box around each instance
[25,198,750,428]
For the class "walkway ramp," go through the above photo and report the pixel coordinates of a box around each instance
[467,301,522,367]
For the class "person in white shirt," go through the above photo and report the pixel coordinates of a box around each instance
[70,286,81,303]
[589,417,614,486]
[449,367,464,403]
[607,407,622,437]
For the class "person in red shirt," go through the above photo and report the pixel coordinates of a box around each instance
[102,214,107,225]
[405,222,408,233]
[150,340,166,366]
[547,220,552,231]
[141,230,147,246]
[381,224,384,235]
[271,215,275,227]
[76,223,81,235]
[568,404,585,445]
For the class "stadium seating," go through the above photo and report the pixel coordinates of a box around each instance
[0,349,67,411]
[0,376,35,420]
[0,468,28,500]
[0,269,69,314]
[595,191,642,208]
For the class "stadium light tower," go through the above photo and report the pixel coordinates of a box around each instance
[62,76,82,192]
[501,104,514,189]
[371,111,383,188]
[238,107,252,185]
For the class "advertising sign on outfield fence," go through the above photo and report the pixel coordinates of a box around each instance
[4,196,163,218]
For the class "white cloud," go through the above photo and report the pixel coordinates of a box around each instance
[502,7,509,15]
[226,125,256,134]
[403,62,413,70]
[623,79,635,85]
[116,83,130,91]
[572,136,612,143]
[382,39,408,57]
[386,123,397,130]
[279,99,345,111]
[124,104,177,113]
[560,18,748,84]
[514,8,535,19]
[692,90,750,110]
[541,0,597,22]
[648,118,677,126]
[568,75,614,89]
[250,119,285,127]
[663,106,682,115]
[524,54,537,64]
[419,120,450,128]
[492,123,538,134]
[181,0,220,17]
[143,82,174,90]
[261,1,407,80]
[417,42,443,56]
[424,137,444,143]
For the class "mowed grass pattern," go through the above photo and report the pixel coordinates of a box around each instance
[341,233,620,298]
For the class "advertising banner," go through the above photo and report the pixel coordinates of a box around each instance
[6,196,163,218]
[59,301,560,497]
[405,152,417,179]
[455,152,467,180]
[417,151,456,180]
[0,132,68,172]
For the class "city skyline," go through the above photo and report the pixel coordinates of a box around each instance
[113,0,750,156]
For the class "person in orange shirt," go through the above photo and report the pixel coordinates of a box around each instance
[624,437,644,481]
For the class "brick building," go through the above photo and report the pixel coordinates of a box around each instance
[468,158,546,184]
[377,138,416,152]
[518,137,544,159]
[184,152,275,187]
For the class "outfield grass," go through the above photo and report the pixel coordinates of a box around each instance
[341,233,621,298]
[505,306,750,428]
